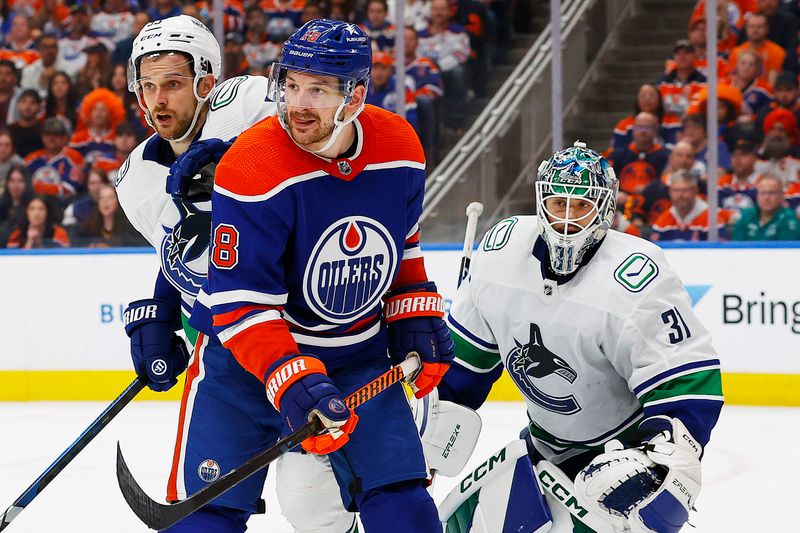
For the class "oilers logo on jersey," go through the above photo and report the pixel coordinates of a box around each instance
[160,199,211,296]
[303,216,397,324]
[507,323,581,415]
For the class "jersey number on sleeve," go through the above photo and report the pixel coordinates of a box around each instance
[661,307,691,344]
[212,224,240,269]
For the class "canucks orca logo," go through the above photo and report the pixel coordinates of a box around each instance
[160,199,211,296]
[304,216,396,324]
[507,323,581,415]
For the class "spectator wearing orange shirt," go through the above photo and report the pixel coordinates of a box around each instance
[729,12,785,86]
[755,0,799,71]
[0,15,39,71]
[657,39,707,120]
[4,195,69,248]
[651,170,732,241]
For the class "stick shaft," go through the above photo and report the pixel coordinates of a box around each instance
[0,377,145,531]
[459,202,484,287]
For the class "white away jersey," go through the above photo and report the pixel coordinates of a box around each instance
[447,215,723,462]
[115,75,275,315]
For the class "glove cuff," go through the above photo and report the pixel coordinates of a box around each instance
[264,354,327,410]
[123,298,180,336]
[384,285,445,324]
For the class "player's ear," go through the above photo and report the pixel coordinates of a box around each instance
[197,75,215,99]
[347,84,367,112]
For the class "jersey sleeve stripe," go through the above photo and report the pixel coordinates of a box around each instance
[198,288,288,307]
[641,394,725,408]
[637,368,723,403]
[291,320,382,347]
[363,160,426,172]
[406,224,419,239]
[212,304,279,328]
[216,309,283,344]
[446,315,499,351]
[633,359,721,395]
[214,169,328,202]
[402,247,423,260]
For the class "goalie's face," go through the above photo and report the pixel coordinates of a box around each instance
[281,70,366,150]
[542,195,599,235]
[136,53,214,141]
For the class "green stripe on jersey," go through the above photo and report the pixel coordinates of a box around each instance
[527,416,642,452]
[181,312,199,347]
[639,369,723,406]
[451,330,501,371]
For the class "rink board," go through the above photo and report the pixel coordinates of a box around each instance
[0,244,798,405]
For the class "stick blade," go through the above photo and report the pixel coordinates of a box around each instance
[116,442,174,530]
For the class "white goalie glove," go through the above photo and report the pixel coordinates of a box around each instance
[409,387,482,477]
[573,417,702,533]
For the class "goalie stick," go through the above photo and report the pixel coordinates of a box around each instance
[458,202,483,287]
[117,356,421,530]
[0,377,145,531]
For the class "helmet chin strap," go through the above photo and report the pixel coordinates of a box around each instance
[278,98,366,157]
[169,81,211,143]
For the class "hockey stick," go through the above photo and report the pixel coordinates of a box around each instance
[0,377,145,531]
[458,202,484,287]
[117,356,421,530]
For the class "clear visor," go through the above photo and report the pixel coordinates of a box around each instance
[535,181,612,241]
[127,52,196,93]
[267,62,355,110]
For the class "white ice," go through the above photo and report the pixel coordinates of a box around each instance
[0,401,794,532]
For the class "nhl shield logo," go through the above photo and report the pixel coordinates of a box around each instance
[304,216,396,324]
[337,160,352,175]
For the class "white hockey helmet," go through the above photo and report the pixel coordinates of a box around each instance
[127,15,222,142]
[535,141,618,276]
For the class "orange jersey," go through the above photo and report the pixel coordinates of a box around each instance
[0,48,40,71]
[729,41,786,84]
[651,202,732,241]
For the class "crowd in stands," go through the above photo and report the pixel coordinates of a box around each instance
[607,0,800,242]
[0,0,522,250]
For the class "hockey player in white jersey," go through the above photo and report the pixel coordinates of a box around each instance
[115,15,356,532]
[437,142,724,533]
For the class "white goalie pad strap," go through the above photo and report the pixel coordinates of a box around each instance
[439,440,552,533]
[411,388,482,477]
[275,452,356,533]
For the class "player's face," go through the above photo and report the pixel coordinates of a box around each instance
[543,196,598,234]
[138,53,213,141]
[283,71,361,149]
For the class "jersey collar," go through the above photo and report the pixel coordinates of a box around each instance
[532,235,604,285]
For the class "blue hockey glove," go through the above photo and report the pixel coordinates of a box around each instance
[166,137,234,198]
[384,281,454,398]
[264,354,358,455]
[123,298,190,392]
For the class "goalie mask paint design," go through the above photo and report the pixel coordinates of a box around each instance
[507,323,581,415]
[535,141,618,276]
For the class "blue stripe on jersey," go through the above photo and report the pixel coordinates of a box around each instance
[633,359,721,395]
[642,398,723,448]
[446,315,499,351]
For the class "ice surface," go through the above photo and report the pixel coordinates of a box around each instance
[0,401,794,532]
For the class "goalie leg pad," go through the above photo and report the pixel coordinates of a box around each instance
[410,387,482,477]
[439,439,552,533]
[276,451,357,533]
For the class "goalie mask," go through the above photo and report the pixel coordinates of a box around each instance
[127,15,222,143]
[535,141,618,276]
[267,19,372,154]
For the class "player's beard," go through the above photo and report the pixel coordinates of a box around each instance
[287,109,335,148]
[147,104,195,141]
